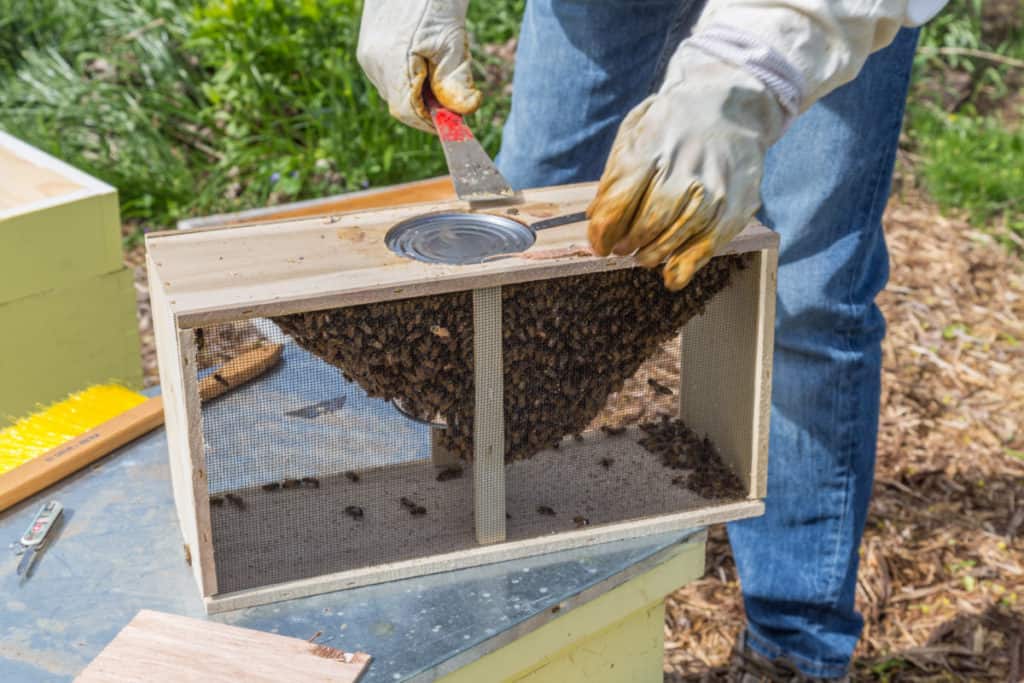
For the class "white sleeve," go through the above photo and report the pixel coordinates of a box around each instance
[688,0,948,113]
[905,0,949,26]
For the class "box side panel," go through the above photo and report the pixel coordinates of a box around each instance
[0,193,122,304]
[679,249,775,498]
[0,267,141,427]
[148,256,214,594]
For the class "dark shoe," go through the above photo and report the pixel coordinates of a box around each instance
[729,633,850,683]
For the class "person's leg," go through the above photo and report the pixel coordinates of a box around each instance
[726,27,921,678]
[496,0,705,189]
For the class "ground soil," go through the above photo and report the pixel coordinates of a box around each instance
[126,188,1023,681]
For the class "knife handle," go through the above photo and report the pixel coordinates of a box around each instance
[422,84,474,143]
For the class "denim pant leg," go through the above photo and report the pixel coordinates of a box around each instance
[726,28,920,678]
[496,0,704,187]
[501,2,919,677]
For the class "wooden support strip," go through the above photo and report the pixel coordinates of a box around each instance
[472,286,506,545]
[751,249,777,498]
[179,328,218,595]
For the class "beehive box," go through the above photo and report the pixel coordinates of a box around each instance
[0,131,141,424]
[147,181,778,613]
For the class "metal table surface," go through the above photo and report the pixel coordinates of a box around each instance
[0,406,702,681]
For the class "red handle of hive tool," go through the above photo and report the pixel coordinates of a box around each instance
[423,85,474,143]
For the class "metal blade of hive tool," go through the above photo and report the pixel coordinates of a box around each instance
[424,87,517,204]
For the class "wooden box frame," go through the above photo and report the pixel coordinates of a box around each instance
[146,181,778,613]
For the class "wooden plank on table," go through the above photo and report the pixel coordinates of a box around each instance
[147,181,778,327]
[75,610,370,682]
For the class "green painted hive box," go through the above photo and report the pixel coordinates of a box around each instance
[0,131,141,425]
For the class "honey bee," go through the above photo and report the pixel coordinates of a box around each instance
[344,505,364,520]
[262,482,281,492]
[400,497,416,510]
[213,373,230,388]
[282,478,302,489]
[573,515,590,528]
[183,544,192,567]
[225,493,245,509]
[302,477,320,488]
[537,505,556,516]
[600,425,626,436]
[647,378,674,396]
[411,506,427,516]
[430,325,451,339]
[209,495,225,507]
[600,457,614,469]
[436,467,463,482]
[344,471,360,483]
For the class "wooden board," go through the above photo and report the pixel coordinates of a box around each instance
[147,181,778,328]
[148,258,215,595]
[472,287,505,544]
[178,176,456,229]
[0,142,84,212]
[75,609,370,682]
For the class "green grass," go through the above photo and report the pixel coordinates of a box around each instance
[908,0,1024,238]
[0,0,523,233]
[0,0,1019,241]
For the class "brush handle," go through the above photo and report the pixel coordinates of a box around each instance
[0,343,283,513]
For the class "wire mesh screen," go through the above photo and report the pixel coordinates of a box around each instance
[199,319,476,594]
[197,254,749,593]
[499,258,750,541]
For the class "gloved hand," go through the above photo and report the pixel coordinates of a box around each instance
[587,51,786,290]
[357,0,482,133]
[588,0,947,290]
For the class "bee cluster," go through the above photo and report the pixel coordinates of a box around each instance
[637,416,745,499]
[273,255,745,463]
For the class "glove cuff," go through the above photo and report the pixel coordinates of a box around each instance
[685,25,806,122]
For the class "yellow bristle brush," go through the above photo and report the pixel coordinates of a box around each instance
[0,344,283,512]
[0,385,148,476]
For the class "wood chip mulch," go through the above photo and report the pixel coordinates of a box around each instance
[664,192,1024,681]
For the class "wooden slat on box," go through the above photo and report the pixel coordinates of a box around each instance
[75,610,370,682]
[147,181,777,327]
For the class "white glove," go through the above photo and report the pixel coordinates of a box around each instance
[588,50,784,290]
[357,0,482,133]
[588,0,946,290]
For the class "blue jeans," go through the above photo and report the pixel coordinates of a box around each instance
[497,1,919,677]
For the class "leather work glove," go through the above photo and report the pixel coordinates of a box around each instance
[588,0,948,290]
[357,0,482,133]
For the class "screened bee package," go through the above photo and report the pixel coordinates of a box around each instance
[147,182,778,613]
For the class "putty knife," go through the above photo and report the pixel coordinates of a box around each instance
[424,88,517,204]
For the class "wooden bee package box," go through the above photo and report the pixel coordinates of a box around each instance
[146,182,778,613]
